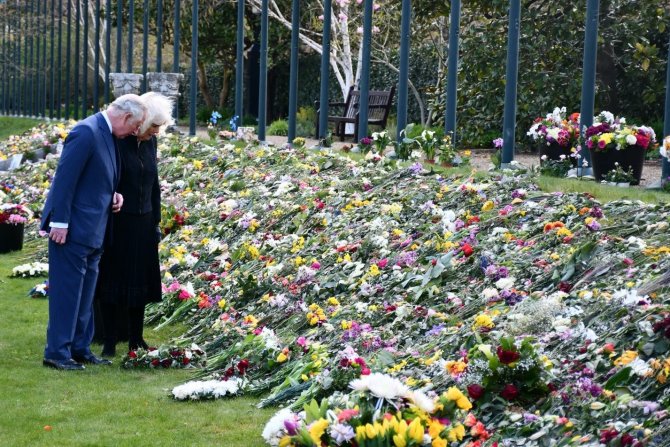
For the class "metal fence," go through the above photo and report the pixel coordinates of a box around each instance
[1,0,669,178]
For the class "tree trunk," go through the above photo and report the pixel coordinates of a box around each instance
[197,60,214,109]
[218,68,232,109]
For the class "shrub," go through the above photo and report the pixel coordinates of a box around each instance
[268,119,289,136]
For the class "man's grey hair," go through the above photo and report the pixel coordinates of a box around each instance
[138,92,175,135]
[108,94,147,120]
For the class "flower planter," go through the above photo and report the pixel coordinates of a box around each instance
[590,147,645,185]
[0,223,24,253]
[539,142,576,166]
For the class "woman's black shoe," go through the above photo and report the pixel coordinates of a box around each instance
[101,345,116,357]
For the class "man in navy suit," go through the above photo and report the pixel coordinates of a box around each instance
[41,94,147,370]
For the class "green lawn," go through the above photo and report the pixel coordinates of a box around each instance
[0,117,42,140]
[0,239,275,447]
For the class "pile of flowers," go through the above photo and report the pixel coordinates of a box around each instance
[11,261,48,278]
[0,122,68,162]
[585,111,657,152]
[262,373,483,447]
[3,129,670,445]
[0,203,33,225]
[121,344,206,370]
[527,106,580,151]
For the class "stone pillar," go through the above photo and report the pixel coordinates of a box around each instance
[108,73,144,98]
[145,72,184,131]
[145,72,184,101]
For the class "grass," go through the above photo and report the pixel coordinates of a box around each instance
[0,239,276,447]
[536,175,670,204]
[0,117,42,140]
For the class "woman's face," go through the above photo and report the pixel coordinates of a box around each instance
[137,121,163,141]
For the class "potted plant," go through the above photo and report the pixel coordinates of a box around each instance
[539,153,573,177]
[585,111,656,185]
[527,107,579,165]
[0,204,32,253]
[603,162,635,187]
[415,129,439,163]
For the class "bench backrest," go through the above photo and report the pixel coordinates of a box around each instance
[343,86,395,121]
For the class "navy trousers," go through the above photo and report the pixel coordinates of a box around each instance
[44,239,103,361]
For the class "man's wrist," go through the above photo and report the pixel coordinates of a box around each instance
[49,222,69,229]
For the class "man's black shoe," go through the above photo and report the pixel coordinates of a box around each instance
[43,358,86,371]
[72,353,112,365]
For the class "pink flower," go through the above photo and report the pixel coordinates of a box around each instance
[376,258,388,268]
[296,336,307,347]
[311,261,321,270]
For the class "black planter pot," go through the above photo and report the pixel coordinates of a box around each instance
[539,142,577,167]
[0,223,24,253]
[589,147,646,186]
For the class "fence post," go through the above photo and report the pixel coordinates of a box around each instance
[501,0,521,167]
[142,0,148,92]
[156,0,162,71]
[317,0,332,142]
[357,0,373,141]
[65,0,71,119]
[127,0,134,72]
[396,0,411,142]
[173,0,180,120]
[188,0,197,135]
[257,0,268,142]
[287,0,299,144]
[94,0,101,111]
[83,0,89,117]
[234,0,244,131]
[662,31,670,183]
[578,0,599,176]
[444,0,460,144]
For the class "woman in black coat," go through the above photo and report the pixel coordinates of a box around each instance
[96,92,174,356]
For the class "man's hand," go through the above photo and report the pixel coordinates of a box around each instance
[49,227,68,245]
[112,192,124,213]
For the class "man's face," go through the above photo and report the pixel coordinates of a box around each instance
[113,112,145,138]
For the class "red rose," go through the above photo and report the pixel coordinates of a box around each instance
[360,367,371,375]
[128,351,138,359]
[496,346,520,364]
[151,359,160,367]
[500,384,518,401]
[182,357,190,365]
[467,384,485,400]
[462,243,474,257]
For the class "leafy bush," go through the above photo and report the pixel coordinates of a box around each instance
[268,119,289,136]
[295,106,316,138]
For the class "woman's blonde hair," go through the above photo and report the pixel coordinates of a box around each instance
[138,92,175,135]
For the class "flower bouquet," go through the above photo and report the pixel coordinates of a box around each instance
[585,111,657,184]
[527,107,579,166]
[11,261,49,278]
[0,203,32,253]
[121,344,206,370]
[602,162,635,186]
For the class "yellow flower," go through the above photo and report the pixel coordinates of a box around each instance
[368,264,381,276]
[217,299,226,309]
[473,314,494,329]
[277,352,288,363]
[428,419,445,439]
[481,200,494,212]
[447,424,465,442]
[278,436,292,447]
[613,350,638,367]
[192,160,204,170]
[309,418,329,445]
[327,297,340,306]
[365,423,377,439]
[445,360,467,376]
[341,320,352,330]
[408,418,424,443]
[432,439,447,447]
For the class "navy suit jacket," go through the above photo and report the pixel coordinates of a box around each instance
[41,113,119,249]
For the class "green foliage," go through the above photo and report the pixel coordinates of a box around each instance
[268,119,289,136]
[295,106,317,138]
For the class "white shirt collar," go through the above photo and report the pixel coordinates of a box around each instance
[101,111,113,133]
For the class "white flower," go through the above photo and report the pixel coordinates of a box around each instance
[330,423,356,444]
[350,373,409,400]
[171,378,244,401]
[405,390,435,413]
[625,134,637,145]
[629,358,652,377]
[262,408,295,446]
[495,277,515,290]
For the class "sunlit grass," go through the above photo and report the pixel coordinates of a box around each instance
[0,239,276,447]
[0,116,42,140]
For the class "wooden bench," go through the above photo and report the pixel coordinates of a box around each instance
[315,85,395,142]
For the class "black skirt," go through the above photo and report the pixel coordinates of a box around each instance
[95,211,162,307]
